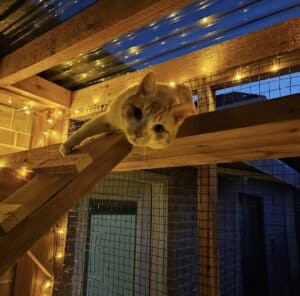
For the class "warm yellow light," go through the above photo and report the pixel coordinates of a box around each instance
[271,64,279,72]
[43,280,52,290]
[16,166,31,179]
[169,81,176,87]
[128,46,140,55]
[93,98,99,104]
[168,12,177,18]
[0,159,7,168]
[199,16,214,26]
[8,98,12,104]
[25,110,31,115]
[56,228,65,235]
[55,252,64,259]
[56,110,63,117]
[22,106,29,111]
[75,110,79,115]
[234,72,242,81]
[47,118,53,124]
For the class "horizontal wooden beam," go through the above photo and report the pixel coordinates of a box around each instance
[4,76,71,109]
[116,94,300,170]
[0,0,192,85]
[0,134,132,275]
[0,94,299,173]
[72,18,300,110]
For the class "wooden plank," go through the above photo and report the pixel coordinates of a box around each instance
[27,251,53,279]
[0,143,92,174]
[0,94,299,172]
[0,134,132,275]
[71,18,300,110]
[5,76,71,109]
[0,173,74,233]
[115,94,300,170]
[0,0,192,85]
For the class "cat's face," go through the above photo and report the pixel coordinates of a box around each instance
[121,72,196,149]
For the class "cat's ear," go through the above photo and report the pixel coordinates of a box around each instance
[175,84,194,104]
[139,72,157,97]
[171,103,197,125]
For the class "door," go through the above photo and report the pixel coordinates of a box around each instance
[239,193,268,296]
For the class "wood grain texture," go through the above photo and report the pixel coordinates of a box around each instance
[71,18,300,110]
[0,0,192,85]
[5,76,71,108]
[0,173,73,233]
[116,94,300,170]
[0,134,132,275]
[0,94,299,172]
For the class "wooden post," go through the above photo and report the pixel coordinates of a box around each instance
[197,80,220,296]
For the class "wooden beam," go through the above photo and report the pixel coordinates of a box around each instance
[0,94,299,172]
[0,174,73,233]
[0,134,132,275]
[0,0,192,85]
[116,94,300,170]
[4,76,71,109]
[71,18,300,110]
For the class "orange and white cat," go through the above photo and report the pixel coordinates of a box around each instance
[60,72,196,155]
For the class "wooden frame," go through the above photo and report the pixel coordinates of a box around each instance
[70,171,168,296]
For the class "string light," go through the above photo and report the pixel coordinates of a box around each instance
[234,71,242,81]
[55,252,64,259]
[16,166,32,179]
[198,16,215,26]
[271,62,279,72]
[56,228,65,235]
[43,280,52,290]
[128,46,140,55]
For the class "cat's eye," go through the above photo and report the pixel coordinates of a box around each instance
[132,106,143,120]
[153,124,165,133]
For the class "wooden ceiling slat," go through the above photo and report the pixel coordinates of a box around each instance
[0,0,193,85]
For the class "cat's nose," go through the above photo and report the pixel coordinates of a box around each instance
[135,127,145,138]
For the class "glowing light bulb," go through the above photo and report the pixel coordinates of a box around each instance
[56,228,65,235]
[169,81,176,87]
[75,110,79,115]
[199,16,214,26]
[234,72,242,81]
[43,280,52,290]
[55,252,64,259]
[17,166,31,179]
[47,118,53,124]
[128,46,140,55]
[271,63,279,72]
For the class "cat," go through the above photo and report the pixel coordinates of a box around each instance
[60,72,197,156]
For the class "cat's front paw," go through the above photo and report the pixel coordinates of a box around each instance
[59,143,72,156]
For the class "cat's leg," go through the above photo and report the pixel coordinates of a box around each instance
[60,115,111,156]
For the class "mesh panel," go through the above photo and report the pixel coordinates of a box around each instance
[54,66,300,295]
[0,128,14,146]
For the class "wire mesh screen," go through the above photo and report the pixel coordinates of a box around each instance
[54,63,300,295]
[52,163,300,296]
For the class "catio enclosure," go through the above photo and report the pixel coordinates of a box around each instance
[0,1,299,296]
